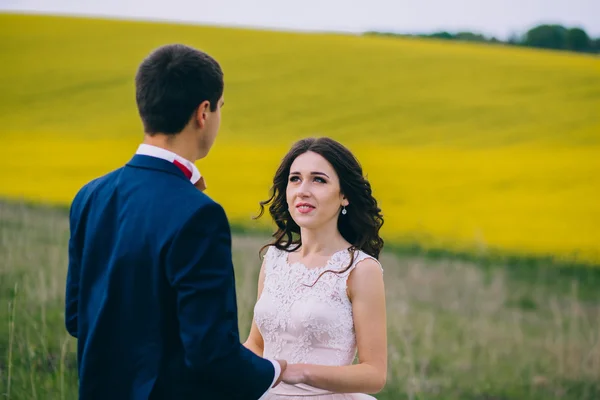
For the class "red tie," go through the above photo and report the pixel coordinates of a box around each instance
[173,159,192,180]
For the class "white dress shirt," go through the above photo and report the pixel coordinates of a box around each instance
[136,143,282,398]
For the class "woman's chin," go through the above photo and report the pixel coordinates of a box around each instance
[291,214,320,229]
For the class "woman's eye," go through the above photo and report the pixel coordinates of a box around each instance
[314,177,326,183]
[289,176,300,182]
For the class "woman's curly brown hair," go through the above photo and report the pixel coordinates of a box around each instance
[255,137,384,283]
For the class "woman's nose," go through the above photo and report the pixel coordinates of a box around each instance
[296,181,311,197]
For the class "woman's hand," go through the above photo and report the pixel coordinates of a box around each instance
[281,363,308,385]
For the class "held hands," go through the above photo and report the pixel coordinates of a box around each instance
[272,361,308,387]
[281,363,308,385]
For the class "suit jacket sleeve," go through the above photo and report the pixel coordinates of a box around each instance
[65,193,82,338]
[166,201,275,398]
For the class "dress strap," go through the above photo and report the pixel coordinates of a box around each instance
[262,245,285,275]
[352,251,384,273]
[340,250,383,284]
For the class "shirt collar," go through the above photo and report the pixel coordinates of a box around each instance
[135,144,202,185]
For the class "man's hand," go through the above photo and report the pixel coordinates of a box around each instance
[272,359,287,387]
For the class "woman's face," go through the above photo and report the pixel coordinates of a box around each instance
[286,151,348,230]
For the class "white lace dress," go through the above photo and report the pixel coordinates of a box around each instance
[254,246,383,399]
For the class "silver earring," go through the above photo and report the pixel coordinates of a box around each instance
[341,206,347,215]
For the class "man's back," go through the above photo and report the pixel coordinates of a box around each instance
[66,154,275,399]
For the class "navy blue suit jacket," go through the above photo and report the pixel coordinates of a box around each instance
[65,154,275,399]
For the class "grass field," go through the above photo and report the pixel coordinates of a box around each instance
[1,13,599,264]
[1,200,599,399]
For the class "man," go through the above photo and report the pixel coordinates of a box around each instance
[66,43,286,399]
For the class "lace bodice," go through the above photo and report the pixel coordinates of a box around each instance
[254,246,383,395]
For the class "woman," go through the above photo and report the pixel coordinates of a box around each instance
[244,137,387,399]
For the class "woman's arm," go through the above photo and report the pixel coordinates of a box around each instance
[281,258,387,394]
[243,257,267,357]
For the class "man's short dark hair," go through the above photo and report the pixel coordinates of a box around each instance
[135,44,224,135]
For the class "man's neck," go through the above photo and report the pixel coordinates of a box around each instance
[142,133,197,162]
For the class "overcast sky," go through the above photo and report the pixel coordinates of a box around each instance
[2,0,599,39]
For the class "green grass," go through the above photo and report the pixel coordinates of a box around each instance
[1,200,599,399]
[0,13,599,264]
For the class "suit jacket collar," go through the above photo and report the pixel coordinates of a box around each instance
[135,144,201,184]
[126,154,191,183]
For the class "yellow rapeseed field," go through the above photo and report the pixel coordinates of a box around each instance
[1,14,599,263]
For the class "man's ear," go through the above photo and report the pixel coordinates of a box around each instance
[195,100,210,128]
